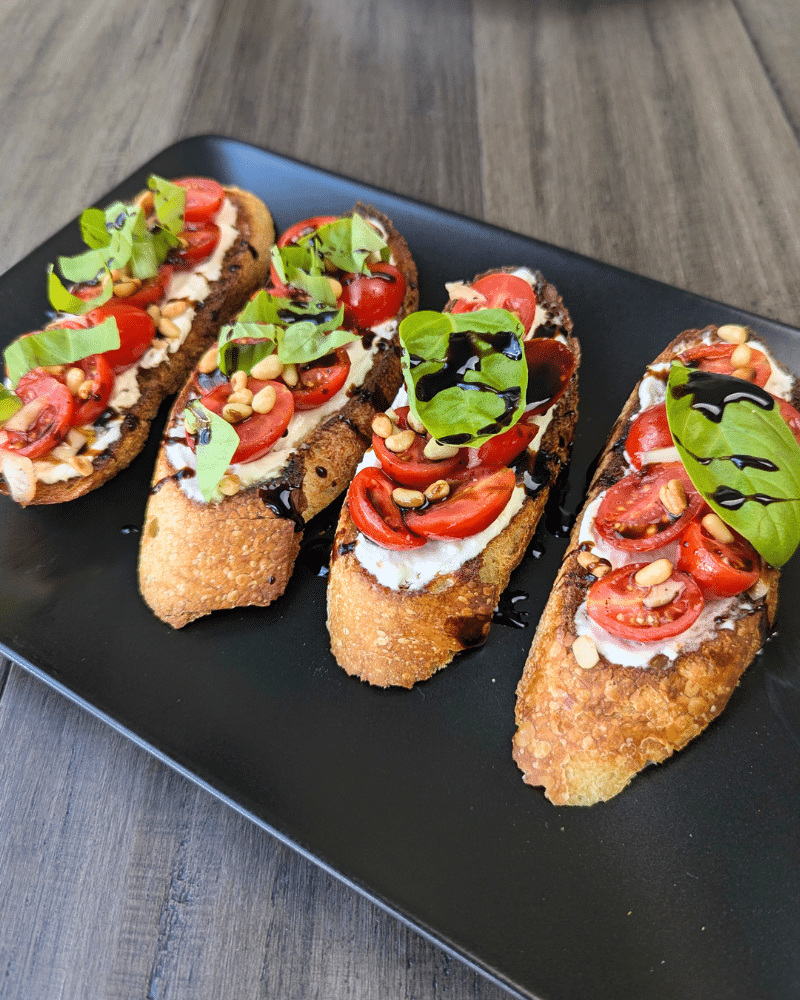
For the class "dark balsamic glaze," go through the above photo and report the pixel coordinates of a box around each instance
[297,536,333,577]
[674,434,779,473]
[446,615,491,649]
[195,367,228,394]
[492,590,529,629]
[671,369,774,423]
[150,467,196,495]
[711,485,793,510]
[315,466,328,478]
[258,483,305,531]
[341,269,398,287]
[277,305,340,327]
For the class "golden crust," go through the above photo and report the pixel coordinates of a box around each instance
[2,187,275,506]
[138,206,417,628]
[513,326,795,805]
[327,273,579,687]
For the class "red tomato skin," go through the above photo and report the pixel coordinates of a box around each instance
[676,518,760,598]
[121,264,174,309]
[403,465,516,540]
[348,466,427,550]
[339,263,406,329]
[476,422,536,467]
[197,378,294,464]
[26,354,114,427]
[678,342,771,388]
[523,338,576,415]
[594,463,704,552]
[586,563,704,641]
[0,374,74,458]
[776,396,800,448]
[170,222,220,268]
[625,403,673,469]
[82,301,156,373]
[373,406,467,488]
[292,348,352,410]
[451,273,537,334]
[175,178,224,223]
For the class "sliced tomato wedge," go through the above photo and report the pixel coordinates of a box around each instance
[372,406,466,488]
[594,463,705,552]
[524,338,576,415]
[339,262,406,329]
[476,421,537,467]
[404,465,516,540]
[198,378,294,464]
[625,403,673,469]
[171,222,220,268]
[348,466,426,550]
[587,562,704,641]
[175,177,224,223]
[678,342,771,388]
[53,301,156,374]
[31,353,114,427]
[0,374,74,458]
[293,348,351,410]
[451,273,537,334]
[676,517,760,598]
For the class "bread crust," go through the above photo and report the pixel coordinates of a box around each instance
[513,326,796,805]
[138,206,418,628]
[327,271,579,687]
[2,187,275,505]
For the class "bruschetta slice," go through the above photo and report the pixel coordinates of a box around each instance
[0,176,274,505]
[513,324,800,805]
[138,205,418,627]
[327,268,580,687]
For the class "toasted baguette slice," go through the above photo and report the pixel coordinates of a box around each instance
[513,325,797,806]
[1,186,275,505]
[138,205,418,628]
[327,269,579,688]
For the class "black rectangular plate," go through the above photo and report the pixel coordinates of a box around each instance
[2,137,799,1000]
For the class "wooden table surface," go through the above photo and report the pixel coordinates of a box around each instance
[1,1,798,998]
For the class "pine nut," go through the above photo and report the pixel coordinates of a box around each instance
[659,478,687,516]
[3,396,47,432]
[228,389,254,406]
[219,474,241,496]
[424,479,450,502]
[371,413,394,438]
[407,411,426,435]
[572,635,599,670]
[252,385,277,414]
[702,512,735,544]
[282,363,299,388]
[643,580,683,609]
[65,367,85,394]
[730,344,752,369]
[222,402,252,423]
[634,558,673,587]
[576,549,611,578]
[392,487,426,508]
[146,305,161,324]
[577,549,596,570]
[385,430,416,453]
[158,316,182,340]
[423,439,461,461]
[110,268,128,282]
[230,370,248,392]
[717,324,748,345]
[42,365,65,375]
[161,299,189,319]
[198,346,219,374]
[77,379,95,400]
[113,280,139,298]
[732,366,755,381]
[592,560,611,579]
[327,277,343,299]
[68,455,94,477]
[250,354,283,380]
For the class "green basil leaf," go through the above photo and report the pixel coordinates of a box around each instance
[185,399,239,502]
[315,214,388,273]
[4,316,120,387]
[217,322,278,375]
[47,265,114,314]
[148,174,186,235]
[276,321,357,365]
[57,247,109,284]
[399,308,528,447]
[79,207,111,249]
[0,386,22,422]
[666,363,800,567]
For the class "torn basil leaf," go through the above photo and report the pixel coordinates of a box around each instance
[4,317,121,387]
[217,323,278,376]
[0,386,22,422]
[79,207,112,250]
[47,265,113,315]
[149,175,186,235]
[185,399,239,502]
[666,363,800,567]
[399,309,528,447]
[276,322,358,365]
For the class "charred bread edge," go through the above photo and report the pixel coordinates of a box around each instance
[2,187,275,505]
[513,326,797,806]
[326,272,579,688]
[138,206,418,629]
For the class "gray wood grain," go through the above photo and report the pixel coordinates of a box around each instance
[0,0,799,997]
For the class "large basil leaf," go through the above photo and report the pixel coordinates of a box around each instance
[4,317,121,388]
[184,399,240,502]
[47,265,113,315]
[666,363,800,567]
[399,308,528,446]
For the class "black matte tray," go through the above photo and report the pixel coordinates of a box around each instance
[1,137,799,1000]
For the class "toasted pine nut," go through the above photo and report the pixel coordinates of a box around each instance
[77,379,95,400]
[146,304,161,324]
[717,324,748,345]
[392,487,426,509]
[634,558,673,587]
[327,277,343,299]
[643,580,683,609]
[424,479,450,502]
[228,389,254,406]
[407,411,426,435]
[65,367,85,394]
[68,455,94,477]
[732,366,755,381]
[230,370,248,392]
[592,560,611,579]
[281,363,299,388]
[577,549,596,570]
[702,511,735,544]
[730,344,752,369]
[161,299,189,319]
[110,268,128,282]
[113,280,139,298]
[659,478,687,516]
[371,413,394,438]
[3,396,47,432]
[572,635,599,670]
[158,316,182,340]
[252,385,277,414]
[423,439,461,461]
[41,365,65,375]
[385,429,416,453]
[198,346,219,374]
[219,474,241,496]
[250,354,283,380]
[222,402,252,423]
[576,549,611,577]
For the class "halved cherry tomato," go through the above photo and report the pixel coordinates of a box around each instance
[372,406,466,488]
[524,338,576,415]
[451,273,538,334]
[678,342,771,388]
[587,563,704,641]
[404,465,516,540]
[625,403,673,469]
[348,466,426,550]
[776,397,800,448]
[197,378,294,464]
[594,463,705,552]
[54,301,156,374]
[293,348,351,410]
[24,354,114,427]
[175,177,224,223]
[0,374,74,458]
[171,222,220,267]
[339,262,406,329]
[120,264,174,309]
[676,517,760,598]
[476,421,537,467]
[270,215,339,288]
